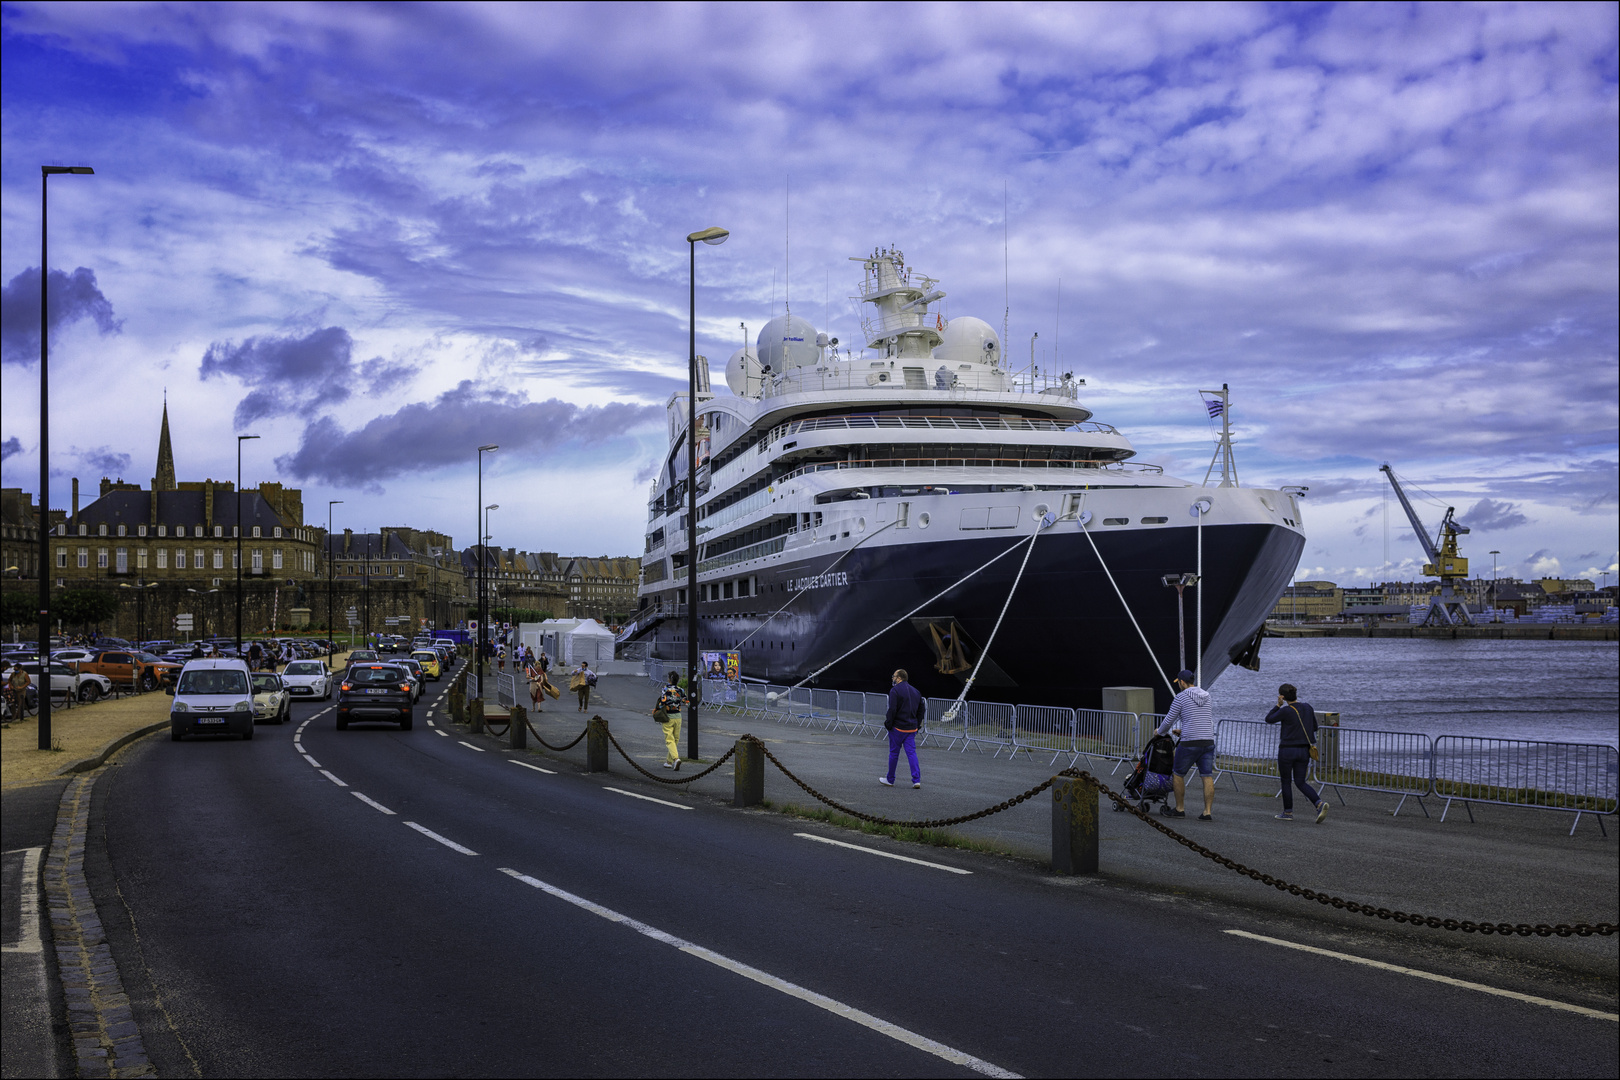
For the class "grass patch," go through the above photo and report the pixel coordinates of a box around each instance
[761,798,1018,858]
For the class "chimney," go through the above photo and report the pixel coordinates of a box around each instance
[72,478,80,524]
[100,476,113,497]
[204,480,215,529]
[344,528,353,555]
[150,487,158,528]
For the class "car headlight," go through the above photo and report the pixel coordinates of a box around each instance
[172,702,190,713]
[235,700,252,712]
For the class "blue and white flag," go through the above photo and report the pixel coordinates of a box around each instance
[1204,397,1225,418]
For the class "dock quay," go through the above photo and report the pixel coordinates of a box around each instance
[1266,624,1617,640]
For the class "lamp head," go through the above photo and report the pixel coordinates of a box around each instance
[479,444,499,453]
[42,165,95,175]
[687,226,730,246]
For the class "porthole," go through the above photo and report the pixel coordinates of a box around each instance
[917,512,931,529]
[1141,516,1168,524]
[1103,518,1129,526]
[856,518,866,533]
[1032,503,1050,521]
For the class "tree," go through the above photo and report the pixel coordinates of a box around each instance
[55,589,120,630]
[1,588,34,624]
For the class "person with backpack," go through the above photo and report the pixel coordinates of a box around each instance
[653,671,686,770]
[1266,683,1328,822]
[880,668,924,788]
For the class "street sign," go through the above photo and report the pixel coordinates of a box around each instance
[175,613,194,629]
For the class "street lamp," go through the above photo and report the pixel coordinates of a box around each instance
[235,434,259,656]
[1160,572,1199,672]
[685,225,728,761]
[186,587,221,644]
[477,445,498,685]
[484,503,499,639]
[327,501,343,663]
[37,164,94,752]
[119,581,158,649]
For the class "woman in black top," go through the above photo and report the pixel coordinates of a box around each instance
[1265,683,1327,822]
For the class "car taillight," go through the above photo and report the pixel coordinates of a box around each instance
[340,683,351,692]
[399,684,411,692]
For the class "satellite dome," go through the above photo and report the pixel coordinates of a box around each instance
[756,314,820,373]
[933,316,1001,365]
[725,346,763,396]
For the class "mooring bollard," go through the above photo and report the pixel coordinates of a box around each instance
[450,687,464,724]
[509,705,527,750]
[1051,776,1099,875]
[469,698,484,734]
[734,737,763,807]
[586,717,609,773]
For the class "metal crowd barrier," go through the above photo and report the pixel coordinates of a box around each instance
[1074,709,1142,773]
[495,672,516,709]
[1432,736,1618,835]
[1013,705,1075,765]
[465,672,479,701]
[1315,726,1434,817]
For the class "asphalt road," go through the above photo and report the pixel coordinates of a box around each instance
[79,672,1619,1078]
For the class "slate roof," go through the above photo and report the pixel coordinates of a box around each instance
[68,489,289,533]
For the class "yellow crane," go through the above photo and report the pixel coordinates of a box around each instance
[1379,463,1473,626]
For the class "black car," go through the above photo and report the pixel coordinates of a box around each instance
[336,664,414,730]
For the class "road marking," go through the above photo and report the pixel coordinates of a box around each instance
[794,833,972,875]
[403,821,478,856]
[1224,930,1619,1022]
[320,770,348,788]
[457,741,485,752]
[427,709,434,717]
[301,754,322,768]
[499,869,1018,1076]
[0,847,44,954]
[435,729,450,737]
[351,792,397,815]
[426,719,435,728]
[510,760,556,775]
[603,787,692,810]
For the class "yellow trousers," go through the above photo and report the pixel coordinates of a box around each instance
[663,712,682,762]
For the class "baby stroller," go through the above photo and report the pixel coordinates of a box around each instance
[1118,733,1177,812]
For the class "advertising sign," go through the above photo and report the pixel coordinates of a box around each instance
[701,650,740,680]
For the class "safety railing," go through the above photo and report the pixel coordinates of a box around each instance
[465,672,479,701]
[1432,736,1619,834]
[1012,705,1075,765]
[1313,726,1434,816]
[1073,709,1141,772]
[495,672,516,710]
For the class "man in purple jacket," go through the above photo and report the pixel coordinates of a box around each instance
[881,669,924,788]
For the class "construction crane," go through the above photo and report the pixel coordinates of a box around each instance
[1379,463,1473,626]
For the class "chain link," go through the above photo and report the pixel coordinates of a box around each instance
[525,716,588,752]
[604,726,736,785]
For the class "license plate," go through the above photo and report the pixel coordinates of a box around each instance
[366,688,389,695]
[196,717,226,725]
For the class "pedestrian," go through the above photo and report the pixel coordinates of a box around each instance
[654,670,686,770]
[1266,684,1328,823]
[497,643,506,671]
[571,660,596,711]
[1156,669,1216,820]
[880,668,924,788]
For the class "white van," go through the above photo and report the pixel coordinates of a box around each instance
[169,658,256,741]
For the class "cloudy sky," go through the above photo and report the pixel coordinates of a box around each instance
[2,2,1615,585]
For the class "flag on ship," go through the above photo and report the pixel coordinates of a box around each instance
[1204,397,1225,418]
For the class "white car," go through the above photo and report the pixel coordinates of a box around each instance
[280,660,332,700]
[250,672,291,725]
[50,647,98,665]
[15,661,115,704]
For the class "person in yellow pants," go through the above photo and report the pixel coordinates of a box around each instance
[655,671,687,771]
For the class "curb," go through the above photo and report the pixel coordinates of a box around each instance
[52,723,167,778]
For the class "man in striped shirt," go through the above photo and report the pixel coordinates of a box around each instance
[1156,669,1216,821]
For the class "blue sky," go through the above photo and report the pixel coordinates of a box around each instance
[2,2,1615,585]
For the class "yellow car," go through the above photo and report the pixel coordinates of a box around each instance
[410,650,442,680]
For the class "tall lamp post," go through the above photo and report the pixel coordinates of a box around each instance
[476,445,498,685]
[484,504,499,644]
[327,501,343,663]
[684,225,728,761]
[37,163,95,751]
[1489,550,1501,620]
[234,434,259,656]
[119,581,157,648]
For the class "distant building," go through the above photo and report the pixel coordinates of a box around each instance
[1,488,42,580]
[322,527,470,632]
[1269,580,1343,620]
[460,547,639,625]
[1536,577,1595,595]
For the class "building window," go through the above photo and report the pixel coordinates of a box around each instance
[176,550,187,570]
[137,548,148,570]
[233,550,240,570]
[273,548,283,570]
[117,524,127,537]
[157,549,168,569]
[196,548,206,569]
[214,549,224,570]
[252,526,261,538]
[273,527,282,539]
[157,525,166,537]
[215,526,224,538]
[99,524,108,536]
[116,548,128,573]
[57,548,67,568]
[97,548,109,569]
[78,524,87,536]
[138,525,147,537]
[252,549,262,572]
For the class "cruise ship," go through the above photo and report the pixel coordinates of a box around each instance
[624,247,1305,711]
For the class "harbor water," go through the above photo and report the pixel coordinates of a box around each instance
[1212,637,1619,748]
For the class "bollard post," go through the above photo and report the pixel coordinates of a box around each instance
[733,737,763,807]
[469,698,484,734]
[586,717,609,773]
[509,705,527,750]
[1051,776,1099,874]
[450,686,464,724]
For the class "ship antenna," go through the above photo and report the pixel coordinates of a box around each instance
[1002,182,1009,364]
[784,173,790,317]
[1054,276,1061,384]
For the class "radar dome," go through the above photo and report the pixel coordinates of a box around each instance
[725,347,763,397]
[934,316,1001,366]
[756,314,820,373]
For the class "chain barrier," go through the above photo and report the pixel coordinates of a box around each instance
[525,716,589,752]
[604,727,737,786]
[483,715,512,737]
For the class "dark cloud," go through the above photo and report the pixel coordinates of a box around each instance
[76,446,132,476]
[1459,498,1531,532]
[358,356,420,383]
[198,326,356,427]
[0,266,122,364]
[1,437,21,462]
[274,380,658,488]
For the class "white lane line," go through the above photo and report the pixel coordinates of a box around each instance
[427,719,435,728]
[427,709,434,717]
[1224,930,1619,1022]
[434,729,450,737]
[499,869,1017,1077]
[603,787,692,811]
[510,760,556,775]
[457,740,486,752]
[403,821,478,856]
[320,770,348,788]
[301,754,322,768]
[795,833,972,875]
[351,792,397,815]
[0,847,44,954]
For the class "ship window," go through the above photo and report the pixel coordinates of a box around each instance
[902,367,927,389]
[723,582,733,599]
[1103,518,1130,526]
[1141,516,1168,524]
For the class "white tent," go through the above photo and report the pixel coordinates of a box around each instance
[518,618,617,665]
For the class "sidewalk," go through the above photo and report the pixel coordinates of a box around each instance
[490,674,1618,977]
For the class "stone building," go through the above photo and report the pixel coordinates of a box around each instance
[2,488,43,581]
[459,548,639,625]
[321,527,471,636]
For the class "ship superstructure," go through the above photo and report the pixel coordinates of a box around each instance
[624,247,1305,710]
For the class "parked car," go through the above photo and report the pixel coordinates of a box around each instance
[77,649,181,692]
[336,664,413,730]
[250,672,291,725]
[168,659,255,741]
[13,661,114,704]
[280,660,333,700]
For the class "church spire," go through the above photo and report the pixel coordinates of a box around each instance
[155,396,176,492]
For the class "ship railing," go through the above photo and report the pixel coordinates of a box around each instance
[698,537,787,574]
[1431,736,1617,834]
[762,415,1122,446]
[772,456,1163,488]
[762,364,1018,398]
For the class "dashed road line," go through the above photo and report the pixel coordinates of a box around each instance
[795,832,972,875]
[510,760,556,775]
[351,792,397,815]
[1224,930,1618,1021]
[301,754,322,768]
[435,729,451,737]
[403,821,478,856]
[457,741,486,752]
[604,787,692,810]
[319,770,348,788]
[499,868,1018,1077]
